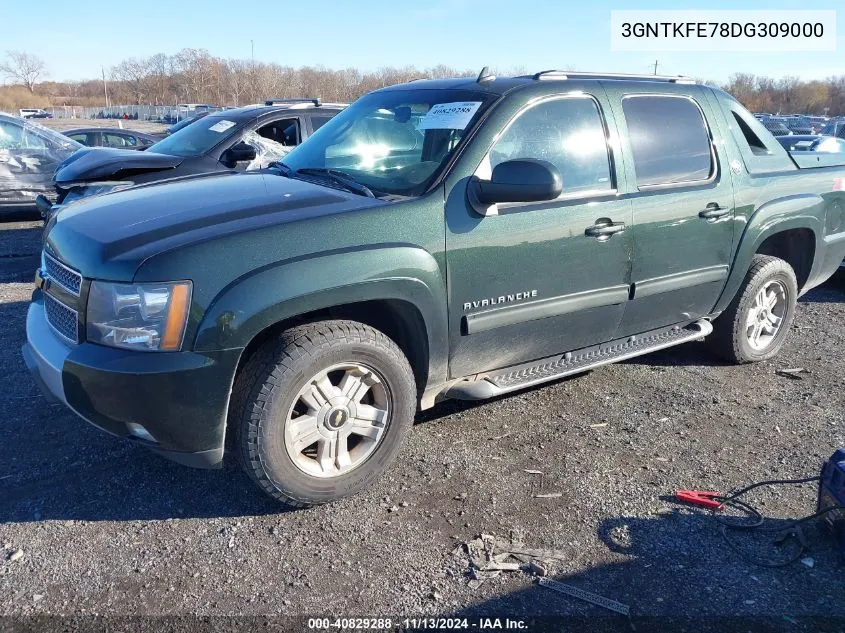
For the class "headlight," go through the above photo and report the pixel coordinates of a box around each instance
[64,181,134,204]
[86,280,192,351]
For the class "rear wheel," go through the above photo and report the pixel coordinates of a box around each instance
[231,320,416,508]
[708,254,798,364]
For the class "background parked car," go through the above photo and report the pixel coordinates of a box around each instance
[821,118,845,139]
[165,111,210,136]
[18,108,52,119]
[49,98,346,207]
[759,116,793,136]
[784,117,814,135]
[804,115,829,134]
[776,135,845,153]
[62,128,159,150]
[0,112,81,216]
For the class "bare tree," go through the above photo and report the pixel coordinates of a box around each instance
[224,59,251,106]
[0,50,47,93]
[111,57,152,104]
[2,45,844,116]
[147,53,174,105]
[173,48,215,102]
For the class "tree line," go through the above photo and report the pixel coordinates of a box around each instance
[0,48,473,112]
[722,73,845,116]
[1,48,844,117]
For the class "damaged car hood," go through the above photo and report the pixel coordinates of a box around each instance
[54,147,184,185]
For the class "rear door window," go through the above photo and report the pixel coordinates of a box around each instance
[622,95,714,187]
[67,132,94,146]
[310,116,333,132]
[103,132,137,148]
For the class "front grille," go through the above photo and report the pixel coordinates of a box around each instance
[44,293,79,343]
[44,252,82,295]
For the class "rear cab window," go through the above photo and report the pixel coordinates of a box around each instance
[715,93,795,174]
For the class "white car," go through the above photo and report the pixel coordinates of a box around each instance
[19,108,50,119]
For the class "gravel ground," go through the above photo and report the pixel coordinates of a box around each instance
[1,218,844,632]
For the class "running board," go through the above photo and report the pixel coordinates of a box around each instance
[447,319,713,400]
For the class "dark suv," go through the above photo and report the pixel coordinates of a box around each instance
[46,99,345,210]
[22,71,845,509]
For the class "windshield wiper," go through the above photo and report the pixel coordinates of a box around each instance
[270,161,292,175]
[292,167,376,198]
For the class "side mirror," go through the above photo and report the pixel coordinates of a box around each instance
[222,141,257,166]
[471,159,562,208]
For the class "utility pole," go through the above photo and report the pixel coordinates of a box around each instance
[652,59,659,75]
[101,66,109,109]
[250,40,256,104]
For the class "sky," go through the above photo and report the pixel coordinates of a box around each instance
[0,0,842,84]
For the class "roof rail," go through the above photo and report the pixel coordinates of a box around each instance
[264,98,322,107]
[530,70,696,84]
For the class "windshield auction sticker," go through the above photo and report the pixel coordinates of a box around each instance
[208,120,236,133]
[419,102,482,130]
[611,10,836,51]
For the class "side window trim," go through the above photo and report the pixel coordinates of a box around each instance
[621,93,719,191]
[474,93,619,203]
[295,117,303,144]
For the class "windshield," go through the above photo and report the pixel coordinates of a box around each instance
[148,113,240,157]
[0,114,81,152]
[280,88,497,197]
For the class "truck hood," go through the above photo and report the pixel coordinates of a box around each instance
[45,171,380,280]
[54,147,183,185]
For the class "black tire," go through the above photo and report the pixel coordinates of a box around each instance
[231,320,416,508]
[708,254,798,364]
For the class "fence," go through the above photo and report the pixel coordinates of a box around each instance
[44,104,221,123]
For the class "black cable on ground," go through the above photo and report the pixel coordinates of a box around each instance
[713,475,821,529]
[701,475,845,567]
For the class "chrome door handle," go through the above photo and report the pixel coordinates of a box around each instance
[699,203,730,221]
[585,218,625,241]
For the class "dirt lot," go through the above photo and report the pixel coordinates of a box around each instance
[1,217,844,631]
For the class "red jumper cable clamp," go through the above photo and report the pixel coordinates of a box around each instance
[676,490,724,511]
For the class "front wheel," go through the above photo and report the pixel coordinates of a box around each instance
[708,254,798,364]
[232,320,417,508]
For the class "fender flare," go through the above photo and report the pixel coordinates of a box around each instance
[712,193,823,314]
[193,245,449,387]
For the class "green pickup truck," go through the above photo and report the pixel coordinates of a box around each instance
[23,71,845,508]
